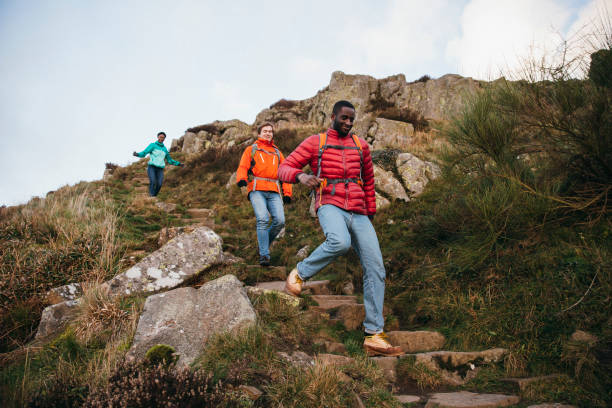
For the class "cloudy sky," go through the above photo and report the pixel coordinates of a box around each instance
[0,0,609,206]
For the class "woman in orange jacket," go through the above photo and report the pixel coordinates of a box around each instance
[236,122,292,266]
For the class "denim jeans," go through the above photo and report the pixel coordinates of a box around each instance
[297,204,386,333]
[147,165,164,197]
[249,191,285,257]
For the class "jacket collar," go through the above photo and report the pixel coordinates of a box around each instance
[257,138,275,147]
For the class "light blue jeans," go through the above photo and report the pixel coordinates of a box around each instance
[297,204,386,334]
[249,191,285,258]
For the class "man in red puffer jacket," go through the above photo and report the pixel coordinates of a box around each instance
[278,100,402,357]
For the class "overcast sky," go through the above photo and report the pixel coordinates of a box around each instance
[1,0,609,206]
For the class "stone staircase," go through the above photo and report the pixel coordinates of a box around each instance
[252,279,572,408]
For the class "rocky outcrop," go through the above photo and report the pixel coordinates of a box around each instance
[175,71,482,156]
[171,119,252,154]
[35,227,225,339]
[373,165,409,201]
[126,274,256,367]
[396,152,441,196]
[370,118,414,150]
[105,226,224,297]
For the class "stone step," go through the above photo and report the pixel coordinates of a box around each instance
[134,186,148,193]
[255,280,330,295]
[310,295,358,310]
[386,330,446,353]
[186,208,215,219]
[425,391,519,408]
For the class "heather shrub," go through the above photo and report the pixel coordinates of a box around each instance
[83,361,244,408]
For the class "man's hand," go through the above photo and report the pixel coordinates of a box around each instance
[297,173,322,189]
[237,180,247,188]
[283,196,291,204]
[132,151,139,157]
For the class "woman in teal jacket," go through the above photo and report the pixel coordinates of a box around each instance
[133,132,182,197]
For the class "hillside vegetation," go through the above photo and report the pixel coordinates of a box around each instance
[1,45,611,407]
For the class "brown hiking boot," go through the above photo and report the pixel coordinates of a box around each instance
[363,332,404,357]
[285,268,303,296]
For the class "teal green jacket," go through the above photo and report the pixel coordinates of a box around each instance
[136,141,180,168]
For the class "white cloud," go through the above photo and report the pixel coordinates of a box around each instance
[447,0,574,79]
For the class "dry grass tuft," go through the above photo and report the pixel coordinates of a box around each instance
[72,284,128,345]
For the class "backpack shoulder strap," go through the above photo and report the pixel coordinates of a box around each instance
[316,132,326,178]
[351,134,364,181]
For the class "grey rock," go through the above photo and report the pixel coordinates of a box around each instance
[316,353,354,367]
[396,152,441,197]
[238,385,263,401]
[35,299,81,339]
[155,201,176,213]
[246,286,302,307]
[226,172,237,190]
[501,374,564,391]
[296,245,310,260]
[414,348,508,386]
[126,274,255,367]
[370,356,399,382]
[341,281,354,295]
[371,118,415,150]
[387,331,445,353]
[45,283,83,305]
[376,192,391,210]
[425,391,519,408]
[105,226,224,297]
[278,351,314,368]
[395,395,421,404]
[157,226,194,247]
[570,330,598,345]
[374,165,410,201]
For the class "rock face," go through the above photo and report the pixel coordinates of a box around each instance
[174,71,482,156]
[396,152,441,196]
[105,226,224,297]
[414,348,508,386]
[126,274,256,367]
[373,165,410,201]
[370,118,414,150]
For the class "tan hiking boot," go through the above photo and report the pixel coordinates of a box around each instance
[363,332,404,357]
[285,268,303,296]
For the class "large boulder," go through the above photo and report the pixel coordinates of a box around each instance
[370,118,415,150]
[396,153,441,197]
[35,227,225,339]
[373,165,409,202]
[126,274,256,367]
[105,226,224,297]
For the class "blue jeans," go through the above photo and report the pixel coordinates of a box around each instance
[147,165,164,197]
[297,205,386,334]
[249,191,285,257]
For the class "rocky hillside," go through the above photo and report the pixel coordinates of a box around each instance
[2,64,610,408]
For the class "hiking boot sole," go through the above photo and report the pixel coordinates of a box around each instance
[364,345,404,357]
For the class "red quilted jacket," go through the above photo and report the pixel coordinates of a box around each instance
[278,129,376,215]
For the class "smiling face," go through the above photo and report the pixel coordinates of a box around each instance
[331,106,356,137]
[157,133,166,143]
[258,125,274,141]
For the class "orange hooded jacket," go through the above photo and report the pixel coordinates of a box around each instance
[236,138,293,197]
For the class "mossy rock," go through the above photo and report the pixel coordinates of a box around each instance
[145,344,177,366]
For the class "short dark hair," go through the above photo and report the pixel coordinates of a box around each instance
[257,122,274,134]
[157,131,166,137]
[332,100,355,115]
